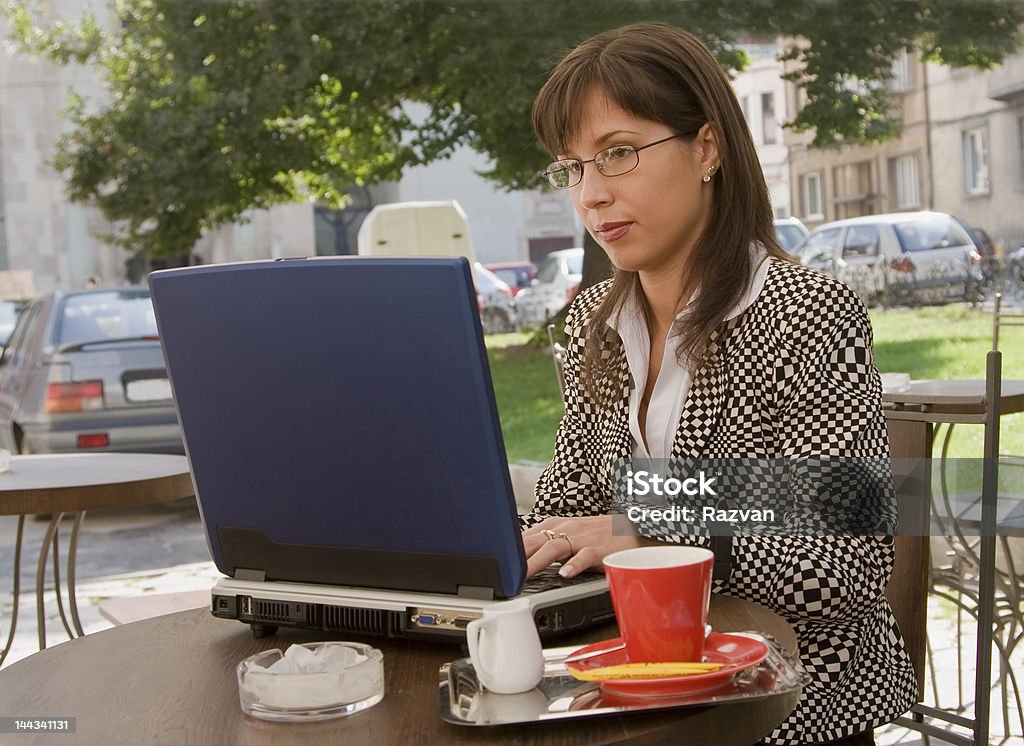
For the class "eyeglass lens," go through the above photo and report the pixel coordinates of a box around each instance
[545,146,638,189]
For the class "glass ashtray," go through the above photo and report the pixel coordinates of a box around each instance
[237,641,384,722]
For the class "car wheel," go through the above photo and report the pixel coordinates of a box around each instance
[964,274,986,303]
[481,308,512,335]
[1013,260,1024,289]
[14,427,30,455]
[886,282,916,308]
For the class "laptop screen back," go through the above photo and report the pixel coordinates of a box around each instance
[150,257,526,599]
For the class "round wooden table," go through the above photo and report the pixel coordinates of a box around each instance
[0,453,193,661]
[0,595,798,745]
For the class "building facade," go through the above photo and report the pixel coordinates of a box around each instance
[733,40,793,218]
[786,47,1024,254]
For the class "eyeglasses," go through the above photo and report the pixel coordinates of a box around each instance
[539,134,684,190]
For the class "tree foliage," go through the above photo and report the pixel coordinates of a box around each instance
[6,0,1023,258]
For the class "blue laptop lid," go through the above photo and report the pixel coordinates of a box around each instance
[149,257,526,599]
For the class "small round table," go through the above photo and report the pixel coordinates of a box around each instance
[0,595,799,745]
[0,453,193,663]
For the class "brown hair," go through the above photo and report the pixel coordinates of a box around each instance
[532,23,791,406]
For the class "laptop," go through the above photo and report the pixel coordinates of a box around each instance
[149,256,611,642]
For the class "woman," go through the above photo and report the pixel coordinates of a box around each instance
[520,23,917,745]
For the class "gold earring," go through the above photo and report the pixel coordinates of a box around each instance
[703,166,715,183]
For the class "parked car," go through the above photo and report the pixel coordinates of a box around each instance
[970,226,996,260]
[953,218,999,291]
[773,217,809,255]
[472,263,518,334]
[514,248,584,329]
[0,299,26,350]
[0,287,184,454]
[484,261,537,297]
[796,211,982,306]
[1008,243,1024,287]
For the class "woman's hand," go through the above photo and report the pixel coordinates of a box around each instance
[521,515,654,579]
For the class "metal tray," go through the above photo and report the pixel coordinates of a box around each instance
[439,632,807,726]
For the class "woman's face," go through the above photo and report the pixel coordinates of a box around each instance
[564,88,717,282]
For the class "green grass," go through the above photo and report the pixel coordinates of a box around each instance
[870,305,1024,463]
[487,305,1024,467]
[485,333,563,464]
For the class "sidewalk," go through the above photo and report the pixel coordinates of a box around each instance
[0,559,221,667]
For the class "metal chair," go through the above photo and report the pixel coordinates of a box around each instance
[928,420,1024,737]
[913,299,1024,740]
[891,351,1006,746]
[992,293,1024,352]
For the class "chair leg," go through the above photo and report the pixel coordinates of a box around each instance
[1003,654,1024,736]
[926,634,941,706]
[994,631,1024,737]
[956,589,967,711]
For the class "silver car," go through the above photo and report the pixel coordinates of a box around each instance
[515,248,584,329]
[797,211,982,306]
[472,263,518,334]
[0,300,25,350]
[0,287,183,454]
[773,217,809,255]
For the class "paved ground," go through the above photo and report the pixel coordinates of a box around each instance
[0,505,1021,744]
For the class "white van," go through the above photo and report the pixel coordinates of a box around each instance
[357,200,475,262]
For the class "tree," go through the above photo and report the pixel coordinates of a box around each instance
[6,0,1024,259]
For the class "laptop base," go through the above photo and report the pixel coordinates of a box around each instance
[210,577,614,643]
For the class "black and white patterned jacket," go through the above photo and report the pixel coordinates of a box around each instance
[524,258,918,744]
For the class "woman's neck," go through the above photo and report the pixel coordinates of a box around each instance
[638,269,691,334]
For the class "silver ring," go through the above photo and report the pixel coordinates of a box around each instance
[557,532,575,555]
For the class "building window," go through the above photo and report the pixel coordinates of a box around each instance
[894,155,921,209]
[832,160,875,220]
[890,48,912,92]
[761,92,777,145]
[963,127,990,196]
[802,172,823,220]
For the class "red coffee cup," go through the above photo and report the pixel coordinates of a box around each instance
[602,546,714,663]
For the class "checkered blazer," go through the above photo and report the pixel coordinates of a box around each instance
[524,259,918,743]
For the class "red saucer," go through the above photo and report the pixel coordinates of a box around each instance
[564,633,769,697]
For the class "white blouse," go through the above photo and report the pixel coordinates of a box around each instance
[607,252,770,460]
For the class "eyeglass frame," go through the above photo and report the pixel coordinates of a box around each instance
[539,133,687,190]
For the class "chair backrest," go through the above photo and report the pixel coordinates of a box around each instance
[993,293,1024,351]
[547,323,566,399]
[884,416,932,699]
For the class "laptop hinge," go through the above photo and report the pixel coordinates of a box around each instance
[235,568,266,582]
[457,585,495,601]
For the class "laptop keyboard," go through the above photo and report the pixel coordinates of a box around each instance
[520,565,606,595]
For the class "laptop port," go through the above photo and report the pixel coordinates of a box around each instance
[212,595,235,618]
[241,596,253,618]
[410,608,480,632]
[535,609,563,633]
